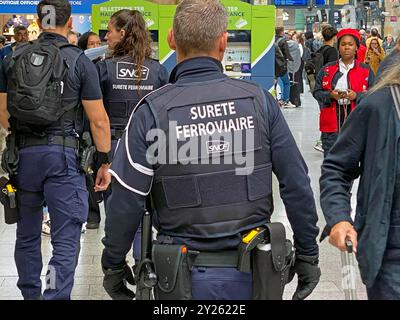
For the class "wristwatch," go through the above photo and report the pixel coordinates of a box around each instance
[97,151,112,165]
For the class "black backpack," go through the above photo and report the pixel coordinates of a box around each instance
[7,40,81,126]
[275,39,287,78]
[304,46,329,77]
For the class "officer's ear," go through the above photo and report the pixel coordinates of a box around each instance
[67,17,73,30]
[120,29,126,40]
[167,28,176,51]
[218,32,228,57]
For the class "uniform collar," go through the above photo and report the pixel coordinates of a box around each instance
[38,32,68,43]
[169,57,226,84]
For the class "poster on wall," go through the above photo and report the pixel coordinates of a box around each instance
[0,0,106,14]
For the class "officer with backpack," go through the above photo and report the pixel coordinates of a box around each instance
[0,0,111,300]
[101,0,320,301]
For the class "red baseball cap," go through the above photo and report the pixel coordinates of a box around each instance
[337,28,361,41]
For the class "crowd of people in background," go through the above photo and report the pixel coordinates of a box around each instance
[274,24,400,153]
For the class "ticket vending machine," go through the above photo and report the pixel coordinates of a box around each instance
[158,1,276,91]
[92,0,275,91]
[91,0,160,60]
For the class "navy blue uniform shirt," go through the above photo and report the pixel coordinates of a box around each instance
[0,32,103,135]
[102,57,319,269]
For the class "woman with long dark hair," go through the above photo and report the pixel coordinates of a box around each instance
[96,9,168,259]
[97,9,168,155]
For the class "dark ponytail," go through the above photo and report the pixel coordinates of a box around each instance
[109,9,153,87]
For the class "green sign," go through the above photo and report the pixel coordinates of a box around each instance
[221,0,252,30]
[92,0,159,32]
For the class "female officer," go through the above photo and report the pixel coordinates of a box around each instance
[97,9,168,159]
[96,9,168,260]
[313,28,375,157]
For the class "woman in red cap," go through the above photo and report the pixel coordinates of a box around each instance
[313,28,375,157]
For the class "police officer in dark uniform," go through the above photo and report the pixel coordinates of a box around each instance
[101,0,320,300]
[0,0,111,300]
[97,9,168,161]
[96,9,168,251]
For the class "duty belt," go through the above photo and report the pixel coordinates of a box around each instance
[17,135,79,149]
[193,250,238,268]
[111,128,124,140]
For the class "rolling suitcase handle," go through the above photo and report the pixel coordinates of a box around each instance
[340,239,357,300]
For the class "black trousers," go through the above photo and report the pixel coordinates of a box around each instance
[321,132,339,158]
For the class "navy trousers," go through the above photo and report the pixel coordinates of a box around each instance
[14,145,88,300]
[105,138,142,263]
[191,267,252,300]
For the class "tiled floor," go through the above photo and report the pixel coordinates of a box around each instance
[0,88,367,300]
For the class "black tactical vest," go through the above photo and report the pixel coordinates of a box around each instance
[103,56,165,131]
[145,77,273,238]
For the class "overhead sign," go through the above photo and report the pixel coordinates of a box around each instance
[274,0,308,6]
[0,0,106,14]
[91,0,159,31]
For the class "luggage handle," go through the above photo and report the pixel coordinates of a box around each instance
[341,238,358,300]
[345,239,353,254]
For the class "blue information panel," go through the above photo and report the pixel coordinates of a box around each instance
[316,0,326,5]
[274,0,308,5]
[0,0,106,14]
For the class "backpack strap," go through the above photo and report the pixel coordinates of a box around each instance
[54,41,84,69]
[390,85,400,120]
[276,37,284,46]
[54,41,85,137]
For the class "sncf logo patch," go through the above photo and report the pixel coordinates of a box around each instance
[207,140,230,154]
[117,62,149,81]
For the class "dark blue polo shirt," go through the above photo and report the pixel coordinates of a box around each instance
[0,32,103,136]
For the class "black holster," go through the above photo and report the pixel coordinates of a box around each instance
[1,129,19,176]
[152,244,196,300]
[0,176,19,224]
[78,131,95,175]
[252,223,294,300]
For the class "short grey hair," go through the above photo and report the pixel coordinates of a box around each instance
[173,0,228,55]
